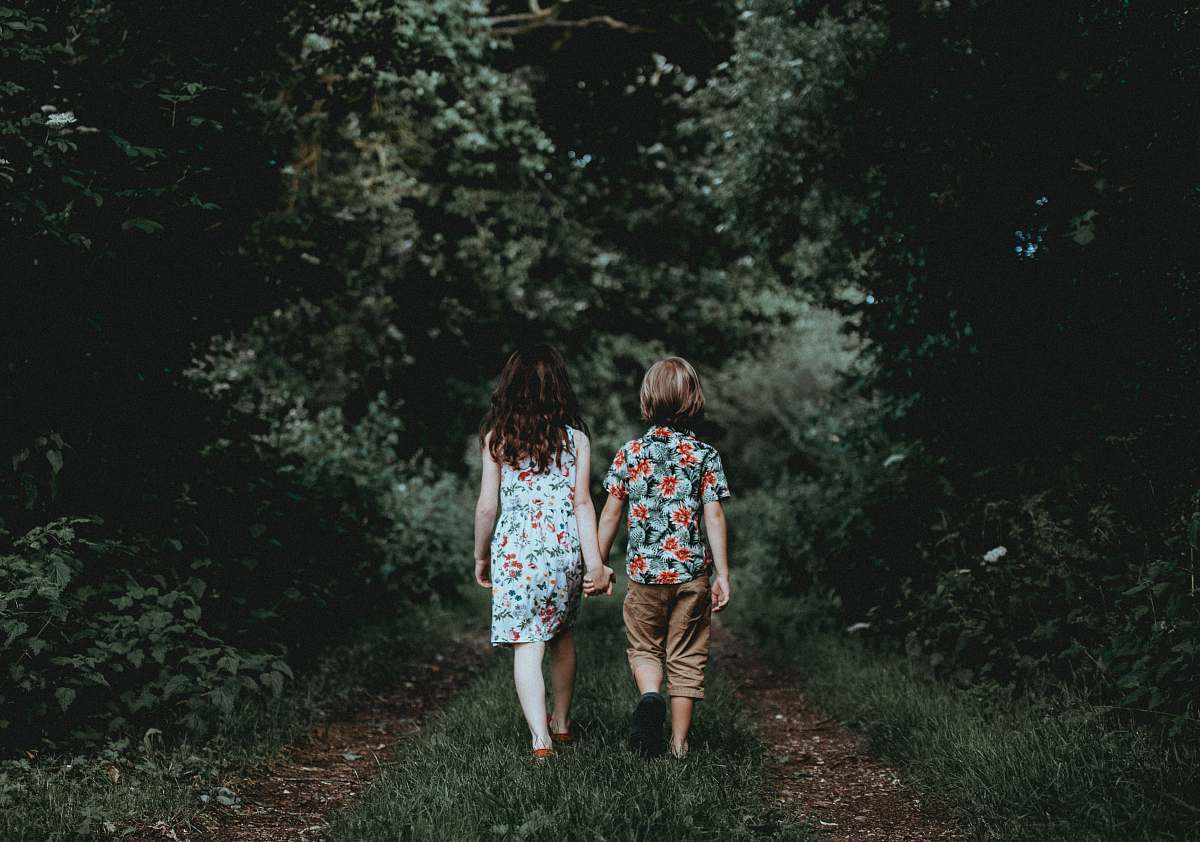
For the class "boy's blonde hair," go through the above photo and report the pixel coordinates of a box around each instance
[640,356,705,428]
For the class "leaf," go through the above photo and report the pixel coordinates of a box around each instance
[121,218,164,235]
[55,686,76,711]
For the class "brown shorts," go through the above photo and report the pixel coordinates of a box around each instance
[623,577,712,699]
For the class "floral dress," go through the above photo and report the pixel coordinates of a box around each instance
[490,427,584,647]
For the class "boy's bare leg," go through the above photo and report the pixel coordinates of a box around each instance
[547,629,576,733]
[632,660,663,695]
[669,696,694,755]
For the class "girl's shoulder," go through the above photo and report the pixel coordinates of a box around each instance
[564,425,588,441]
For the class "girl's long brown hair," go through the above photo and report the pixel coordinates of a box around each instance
[479,344,589,471]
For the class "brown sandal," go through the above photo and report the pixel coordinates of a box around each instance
[547,714,575,745]
[531,747,556,760]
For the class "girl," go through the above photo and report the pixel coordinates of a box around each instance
[473,344,613,759]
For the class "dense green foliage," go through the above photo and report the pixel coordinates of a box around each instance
[705,0,1199,728]
[3,6,1197,836]
[1,0,776,749]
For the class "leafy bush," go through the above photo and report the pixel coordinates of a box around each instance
[904,487,1200,725]
[0,518,286,745]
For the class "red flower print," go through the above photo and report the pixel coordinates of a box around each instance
[629,441,643,455]
[679,452,699,467]
[628,555,648,575]
[676,441,694,456]
[557,530,568,546]
[503,558,523,578]
[654,426,672,437]
[518,470,532,482]
[632,503,650,521]
[500,535,508,548]
[630,460,653,480]
[662,535,680,552]
[656,570,681,584]
[659,475,679,497]
[673,547,693,562]
[701,470,717,491]
[670,506,691,527]
[511,629,521,641]
[614,450,626,468]
[607,482,629,500]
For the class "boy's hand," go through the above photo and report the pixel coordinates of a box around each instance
[474,556,492,588]
[584,565,614,597]
[712,575,731,612]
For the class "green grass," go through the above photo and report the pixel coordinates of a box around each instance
[0,601,477,842]
[726,588,1200,842]
[326,584,810,842]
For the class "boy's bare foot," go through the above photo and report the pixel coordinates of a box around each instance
[628,692,667,757]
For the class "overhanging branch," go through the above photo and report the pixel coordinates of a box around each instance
[488,2,647,36]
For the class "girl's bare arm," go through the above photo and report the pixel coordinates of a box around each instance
[473,440,501,588]
[572,430,613,593]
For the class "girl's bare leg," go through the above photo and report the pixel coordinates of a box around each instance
[547,629,577,732]
[513,641,552,749]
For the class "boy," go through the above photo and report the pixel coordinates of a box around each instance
[593,356,731,758]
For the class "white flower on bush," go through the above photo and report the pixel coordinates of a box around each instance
[981,545,1008,563]
[846,622,871,634]
[46,111,76,127]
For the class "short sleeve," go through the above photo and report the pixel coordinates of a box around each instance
[700,449,731,503]
[604,445,629,500]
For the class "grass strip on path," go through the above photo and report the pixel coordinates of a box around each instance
[0,602,477,842]
[326,584,810,842]
[727,589,1200,842]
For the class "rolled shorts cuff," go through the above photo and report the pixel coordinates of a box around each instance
[627,649,664,672]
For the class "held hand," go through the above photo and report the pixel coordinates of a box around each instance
[474,556,492,589]
[712,575,731,612]
[583,564,614,597]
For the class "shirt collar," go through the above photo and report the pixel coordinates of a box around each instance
[645,424,692,440]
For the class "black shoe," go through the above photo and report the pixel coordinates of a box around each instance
[628,692,667,757]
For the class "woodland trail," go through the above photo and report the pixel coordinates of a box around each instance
[713,623,961,841]
[130,633,489,842]
[135,596,960,841]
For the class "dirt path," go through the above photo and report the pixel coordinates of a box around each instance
[135,633,490,842]
[713,624,961,842]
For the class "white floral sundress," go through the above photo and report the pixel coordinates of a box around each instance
[490,426,584,647]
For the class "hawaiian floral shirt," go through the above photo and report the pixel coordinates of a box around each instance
[604,425,731,585]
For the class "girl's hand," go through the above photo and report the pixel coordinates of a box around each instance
[474,556,492,588]
[711,575,731,612]
[584,564,614,597]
